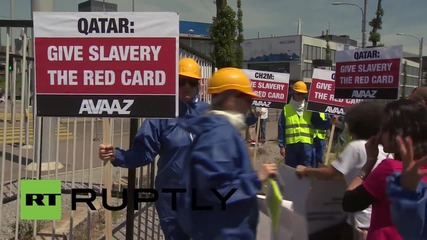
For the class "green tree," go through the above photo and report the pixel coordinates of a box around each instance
[368,0,384,47]
[210,0,237,68]
[401,61,407,99]
[235,0,244,68]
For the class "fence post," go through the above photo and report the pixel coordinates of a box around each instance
[125,119,139,239]
[30,0,60,174]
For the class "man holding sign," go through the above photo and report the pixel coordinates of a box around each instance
[278,81,331,168]
[99,58,209,240]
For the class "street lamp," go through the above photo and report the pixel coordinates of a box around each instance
[332,1,367,48]
[188,29,194,47]
[397,33,424,87]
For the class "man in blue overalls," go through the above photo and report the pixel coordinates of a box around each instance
[278,81,331,167]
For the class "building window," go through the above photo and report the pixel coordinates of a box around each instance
[303,62,313,78]
[315,46,322,59]
[407,76,419,86]
[247,62,290,73]
[303,44,308,60]
[330,49,336,62]
[322,48,327,59]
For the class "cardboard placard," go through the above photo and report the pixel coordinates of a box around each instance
[33,12,180,118]
[258,164,348,240]
[307,68,363,115]
[334,45,403,99]
[242,69,290,109]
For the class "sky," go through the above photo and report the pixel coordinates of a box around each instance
[0,0,426,55]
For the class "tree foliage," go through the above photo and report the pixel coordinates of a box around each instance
[369,0,384,47]
[210,0,237,68]
[235,0,244,68]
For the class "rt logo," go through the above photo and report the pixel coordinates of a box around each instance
[20,180,62,220]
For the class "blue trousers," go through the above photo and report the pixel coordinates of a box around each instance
[313,137,326,167]
[284,143,314,168]
[155,191,190,240]
[255,119,267,142]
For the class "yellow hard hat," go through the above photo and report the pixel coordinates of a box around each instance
[208,67,258,98]
[179,58,202,80]
[293,81,308,93]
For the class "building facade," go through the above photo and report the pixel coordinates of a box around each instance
[78,0,118,12]
[179,21,214,58]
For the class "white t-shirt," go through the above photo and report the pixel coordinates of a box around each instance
[256,107,268,119]
[331,139,389,229]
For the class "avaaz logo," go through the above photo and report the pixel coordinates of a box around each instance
[79,99,134,115]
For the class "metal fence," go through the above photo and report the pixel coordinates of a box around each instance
[0,21,214,240]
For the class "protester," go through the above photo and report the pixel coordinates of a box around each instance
[296,101,387,240]
[386,135,427,240]
[409,86,427,105]
[278,81,332,168]
[332,116,347,152]
[385,92,427,240]
[245,107,258,143]
[313,112,328,167]
[251,107,268,146]
[342,99,427,240]
[98,58,210,240]
[176,67,277,240]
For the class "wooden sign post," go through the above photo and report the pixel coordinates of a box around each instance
[102,118,113,240]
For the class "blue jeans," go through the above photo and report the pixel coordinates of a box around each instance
[284,143,314,168]
[255,119,266,143]
[313,137,326,167]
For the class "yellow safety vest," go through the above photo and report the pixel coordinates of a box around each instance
[283,104,313,145]
[314,113,327,140]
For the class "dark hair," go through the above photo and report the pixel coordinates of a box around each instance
[344,100,384,140]
[381,99,427,158]
[411,86,427,102]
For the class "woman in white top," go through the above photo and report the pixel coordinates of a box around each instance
[296,101,389,240]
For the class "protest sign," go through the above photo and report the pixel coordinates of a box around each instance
[242,69,290,109]
[272,164,347,240]
[305,179,347,236]
[266,179,283,232]
[257,195,294,240]
[334,45,403,99]
[307,68,362,115]
[33,12,179,118]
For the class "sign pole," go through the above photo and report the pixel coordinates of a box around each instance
[324,125,335,166]
[253,116,261,166]
[102,118,113,240]
[125,119,139,239]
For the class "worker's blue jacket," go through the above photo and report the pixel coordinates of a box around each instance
[176,112,262,240]
[387,172,427,240]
